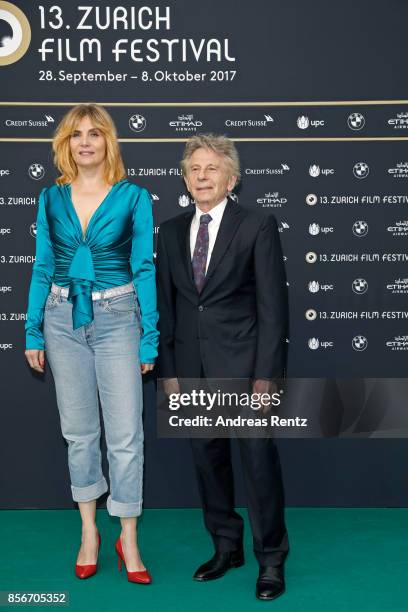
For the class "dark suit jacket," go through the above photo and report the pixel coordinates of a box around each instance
[156,199,288,379]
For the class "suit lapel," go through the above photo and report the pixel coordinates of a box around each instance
[202,199,243,290]
[177,209,195,287]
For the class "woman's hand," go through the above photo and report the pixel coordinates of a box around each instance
[140,363,155,375]
[25,349,45,373]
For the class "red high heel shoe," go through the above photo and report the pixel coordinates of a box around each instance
[75,532,101,579]
[115,538,152,584]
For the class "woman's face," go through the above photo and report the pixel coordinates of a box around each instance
[69,115,107,170]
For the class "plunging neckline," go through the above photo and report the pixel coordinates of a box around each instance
[66,181,118,240]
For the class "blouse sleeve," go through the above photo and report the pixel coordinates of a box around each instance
[25,187,56,350]
[130,188,159,364]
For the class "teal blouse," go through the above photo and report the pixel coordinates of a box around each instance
[25,179,159,364]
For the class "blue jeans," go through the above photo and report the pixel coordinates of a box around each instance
[43,285,144,517]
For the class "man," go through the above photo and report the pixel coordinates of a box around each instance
[156,134,289,600]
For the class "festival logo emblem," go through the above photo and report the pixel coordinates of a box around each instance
[306,194,318,206]
[305,252,317,264]
[0,2,31,66]
[305,309,317,321]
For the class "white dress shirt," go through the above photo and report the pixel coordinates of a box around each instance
[190,198,228,273]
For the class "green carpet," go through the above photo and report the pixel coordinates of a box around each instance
[0,508,407,611]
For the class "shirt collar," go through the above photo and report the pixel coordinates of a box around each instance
[194,197,228,225]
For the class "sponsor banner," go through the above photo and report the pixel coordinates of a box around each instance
[2,104,408,138]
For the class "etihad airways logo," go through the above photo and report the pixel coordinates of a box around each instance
[388,161,408,178]
[387,220,408,237]
[388,112,408,130]
[256,192,287,207]
[387,278,408,294]
[169,114,203,132]
[386,335,408,351]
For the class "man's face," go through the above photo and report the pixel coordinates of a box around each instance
[184,147,237,210]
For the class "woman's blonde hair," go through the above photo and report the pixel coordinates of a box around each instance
[53,103,126,186]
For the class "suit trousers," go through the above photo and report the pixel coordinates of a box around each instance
[189,370,289,566]
[190,434,289,567]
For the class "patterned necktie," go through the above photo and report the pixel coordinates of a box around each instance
[192,213,212,292]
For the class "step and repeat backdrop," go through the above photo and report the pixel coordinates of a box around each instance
[1,0,408,508]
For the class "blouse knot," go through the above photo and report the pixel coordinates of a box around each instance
[67,242,96,329]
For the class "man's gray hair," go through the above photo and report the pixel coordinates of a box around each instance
[181,133,241,182]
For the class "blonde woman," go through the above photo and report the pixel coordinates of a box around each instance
[25,104,158,583]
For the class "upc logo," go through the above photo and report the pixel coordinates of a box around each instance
[178,194,190,208]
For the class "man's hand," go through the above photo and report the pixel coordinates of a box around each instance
[25,349,45,373]
[141,363,155,374]
[252,378,279,414]
[163,377,180,397]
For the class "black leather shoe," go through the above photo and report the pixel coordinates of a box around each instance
[193,549,245,581]
[256,565,285,601]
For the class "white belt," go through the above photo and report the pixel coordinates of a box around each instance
[50,282,135,301]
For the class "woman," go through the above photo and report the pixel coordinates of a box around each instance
[25,104,158,583]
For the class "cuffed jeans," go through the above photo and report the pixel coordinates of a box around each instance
[43,285,144,517]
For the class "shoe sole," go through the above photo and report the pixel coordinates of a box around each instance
[193,560,245,582]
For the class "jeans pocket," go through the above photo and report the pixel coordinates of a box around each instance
[44,292,59,311]
[105,292,137,314]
